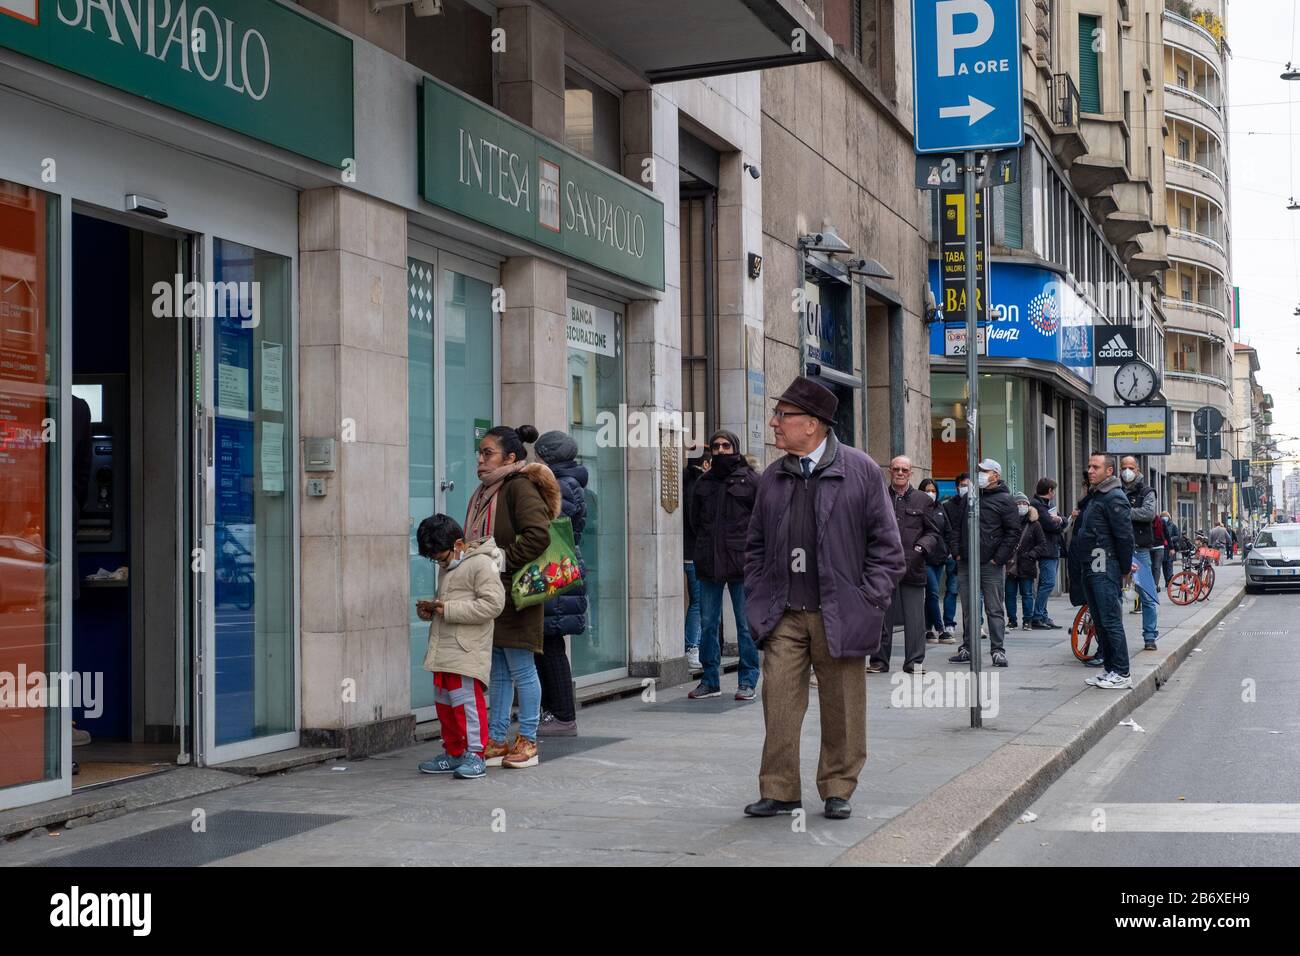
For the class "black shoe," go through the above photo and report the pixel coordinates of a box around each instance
[1083,654,1106,667]
[744,798,802,817]
[949,647,971,664]
[1007,621,1017,629]
[824,797,852,819]
[991,649,1009,667]
[1030,619,1054,630]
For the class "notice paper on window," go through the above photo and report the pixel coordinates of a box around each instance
[261,420,285,493]
[261,341,283,413]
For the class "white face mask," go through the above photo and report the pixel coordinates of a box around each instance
[926,491,937,502]
[977,472,990,489]
[958,485,970,497]
[1017,505,1029,517]
[1121,468,1137,483]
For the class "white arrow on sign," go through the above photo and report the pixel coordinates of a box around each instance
[939,95,995,125]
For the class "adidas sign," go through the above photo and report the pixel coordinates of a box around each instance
[1097,333,1135,360]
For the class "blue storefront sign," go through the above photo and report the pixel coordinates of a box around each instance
[928,261,1095,386]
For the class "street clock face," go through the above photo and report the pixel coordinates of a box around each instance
[1114,360,1158,404]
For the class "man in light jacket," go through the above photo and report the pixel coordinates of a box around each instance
[742,376,904,821]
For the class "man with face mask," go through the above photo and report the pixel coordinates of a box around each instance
[1119,455,1159,651]
[945,459,1021,666]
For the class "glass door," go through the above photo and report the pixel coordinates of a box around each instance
[407,247,498,720]
[200,237,297,763]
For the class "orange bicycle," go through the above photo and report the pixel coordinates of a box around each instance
[1070,604,1097,661]
[1167,546,1216,605]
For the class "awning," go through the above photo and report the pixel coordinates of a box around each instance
[542,0,834,83]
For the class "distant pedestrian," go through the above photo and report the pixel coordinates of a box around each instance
[935,473,969,643]
[946,458,1020,667]
[742,376,904,821]
[688,429,761,701]
[682,447,709,670]
[1150,511,1169,590]
[415,515,505,780]
[1069,453,1135,690]
[1208,522,1229,562]
[869,458,943,674]
[535,430,587,737]
[1120,455,1159,651]
[1161,512,1180,581]
[1030,477,1064,629]
[918,477,950,643]
[1005,491,1050,630]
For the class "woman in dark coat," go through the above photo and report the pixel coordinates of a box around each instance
[464,425,559,770]
[687,429,761,700]
[535,430,587,737]
[918,478,949,641]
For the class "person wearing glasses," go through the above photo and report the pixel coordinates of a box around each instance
[741,376,904,821]
[868,457,943,675]
[688,429,762,700]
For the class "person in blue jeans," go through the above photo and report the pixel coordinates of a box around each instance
[1120,455,1160,651]
[935,474,969,642]
[918,478,948,641]
[687,430,762,700]
[682,452,709,669]
[1030,477,1065,629]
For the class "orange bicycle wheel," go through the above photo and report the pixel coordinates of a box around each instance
[1071,604,1096,661]
[1196,564,1215,602]
[1167,569,1199,606]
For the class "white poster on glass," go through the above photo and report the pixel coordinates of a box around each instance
[261,421,285,493]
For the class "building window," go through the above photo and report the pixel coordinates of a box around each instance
[856,0,897,98]
[1176,410,1193,445]
[565,67,621,173]
[405,0,493,107]
[1078,15,1101,112]
[1178,136,1190,161]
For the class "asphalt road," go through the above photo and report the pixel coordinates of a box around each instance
[972,585,1300,866]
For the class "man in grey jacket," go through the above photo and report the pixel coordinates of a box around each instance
[1120,455,1159,651]
[742,376,904,821]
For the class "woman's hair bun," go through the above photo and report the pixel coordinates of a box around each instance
[516,424,539,444]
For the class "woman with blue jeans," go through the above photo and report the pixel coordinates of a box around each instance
[463,424,558,771]
[687,430,761,700]
[918,478,949,640]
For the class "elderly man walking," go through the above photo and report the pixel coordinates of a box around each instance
[869,456,942,675]
[742,376,904,821]
[946,458,1020,667]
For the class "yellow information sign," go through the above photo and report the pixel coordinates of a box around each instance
[1107,421,1166,440]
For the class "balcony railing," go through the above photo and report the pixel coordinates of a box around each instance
[1170,228,1227,257]
[1052,73,1080,128]
[1166,369,1229,389]
[1162,295,1226,320]
[1165,83,1224,118]
[1166,155,1225,190]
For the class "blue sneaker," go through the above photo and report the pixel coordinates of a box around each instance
[419,752,465,774]
[453,753,487,779]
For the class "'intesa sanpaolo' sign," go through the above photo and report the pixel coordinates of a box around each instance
[0,0,353,165]
[420,77,665,291]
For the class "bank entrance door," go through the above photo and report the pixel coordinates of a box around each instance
[407,245,499,721]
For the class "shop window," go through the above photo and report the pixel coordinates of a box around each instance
[564,67,621,173]
[0,180,60,792]
[406,0,494,107]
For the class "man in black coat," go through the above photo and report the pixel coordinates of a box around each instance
[1069,453,1136,689]
[869,456,942,674]
[946,458,1021,667]
[688,429,761,701]
[682,448,709,669]
[1029,477,1065,629]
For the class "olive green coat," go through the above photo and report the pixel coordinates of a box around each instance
[488,463,561,653]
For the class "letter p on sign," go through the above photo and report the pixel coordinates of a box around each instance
[936,0,995,76]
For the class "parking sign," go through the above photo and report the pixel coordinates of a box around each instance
[911,0,1024,154]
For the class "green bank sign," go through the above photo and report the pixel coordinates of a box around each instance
[0,0,353,165]
[419,77,665,290]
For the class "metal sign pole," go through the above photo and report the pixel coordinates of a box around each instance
[964,151,983,729]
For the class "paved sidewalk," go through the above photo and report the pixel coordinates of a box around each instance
[0,565,1243,867]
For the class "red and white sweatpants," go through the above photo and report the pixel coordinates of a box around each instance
[432,672,488,756]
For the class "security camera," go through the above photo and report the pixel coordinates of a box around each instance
[413,0,443,16]
[744,163,761,180]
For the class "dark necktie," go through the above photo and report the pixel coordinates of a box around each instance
[800,457,813,478]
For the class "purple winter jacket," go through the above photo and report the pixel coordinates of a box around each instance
[743,433,906,659]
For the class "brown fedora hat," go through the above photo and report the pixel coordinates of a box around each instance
[775,375,838,424]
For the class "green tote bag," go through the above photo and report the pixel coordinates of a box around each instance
[510,516,584,610]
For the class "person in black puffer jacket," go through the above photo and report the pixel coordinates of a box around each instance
[689,429,761,700]
[535,431,587,737]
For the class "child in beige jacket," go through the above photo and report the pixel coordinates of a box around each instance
[414,514,505,779]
